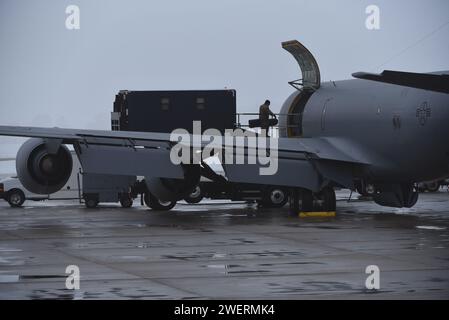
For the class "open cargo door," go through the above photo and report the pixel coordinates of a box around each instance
[282,40,321,91]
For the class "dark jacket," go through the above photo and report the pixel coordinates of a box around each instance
[259,103,275,127]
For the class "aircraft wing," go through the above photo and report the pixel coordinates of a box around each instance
[0,125,370,191]
[0,125,172,142]
[352,70,449,94]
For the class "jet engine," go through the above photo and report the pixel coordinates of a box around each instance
[145,164,201,201]
[16,138,73,195]
[372,183,419,208]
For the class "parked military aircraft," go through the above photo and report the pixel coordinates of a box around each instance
[0,40,448,212]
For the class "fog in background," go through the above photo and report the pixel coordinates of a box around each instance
[1,0,449,162]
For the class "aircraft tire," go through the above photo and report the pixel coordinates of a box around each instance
[322,187,336,212]
[7,189,25,208]
[300,189,314,212]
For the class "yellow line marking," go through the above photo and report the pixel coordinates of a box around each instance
[299,211,336,218]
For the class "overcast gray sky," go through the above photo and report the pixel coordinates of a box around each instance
[0,0,448,150]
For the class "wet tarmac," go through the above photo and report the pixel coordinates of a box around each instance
[1,190,449,299]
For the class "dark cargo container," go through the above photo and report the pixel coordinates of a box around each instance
[112,90,236,134]
[110,89,289,209]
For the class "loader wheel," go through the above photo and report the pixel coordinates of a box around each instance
[144,193,176,211]
[120,195,133,208]
[262,187,288,208]
[426,181,440,193]
[85,196,99,209]
[184,186,204,204]
[7,189,25,208]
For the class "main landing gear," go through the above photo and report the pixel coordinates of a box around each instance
[288,187,336,217]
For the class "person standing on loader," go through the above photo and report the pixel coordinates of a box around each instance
[259,100,277,137]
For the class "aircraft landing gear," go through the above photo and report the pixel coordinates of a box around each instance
[319,187,337,212]
[289,187,336,216]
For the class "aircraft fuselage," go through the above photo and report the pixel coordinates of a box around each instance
[281,76,449,184]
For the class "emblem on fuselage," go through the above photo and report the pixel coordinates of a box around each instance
[416,102,431,126]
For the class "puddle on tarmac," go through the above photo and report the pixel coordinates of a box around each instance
[416,225,447,231]
[118,255,147,261]
[0,256,24,266]
[0,274,66,283]
[270,281,355,294]
[202,259,325,276]
[204,264,271,275]
[21,275,67,280]
[0,275,19,283]
[0,248,23,252]
[24,287,176,299]
[163,250,304,261]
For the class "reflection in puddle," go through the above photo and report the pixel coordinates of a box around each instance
[0,248,22,252]
[207,264,228,270]
[416,225,447,231]
[205,264,271,275]
[0,275,19,283]
[118,255,146,261]
[0,256,24,266]
[0,274,67,283]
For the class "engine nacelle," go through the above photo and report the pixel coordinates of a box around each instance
[16,138,73,195]
[145,164,201,202]
[372,183,419,208]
